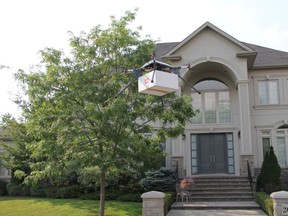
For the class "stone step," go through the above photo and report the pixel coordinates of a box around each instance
[171,201,261,210]
[194,179,250,184]
[192,184,251,190]
[186,196,254,202]
[191,186,252,190]
[180,176,254,202]
[190,191,252,196]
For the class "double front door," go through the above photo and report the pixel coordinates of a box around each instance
[198,133,227,174]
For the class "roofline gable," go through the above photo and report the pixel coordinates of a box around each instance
[163,22,255,58]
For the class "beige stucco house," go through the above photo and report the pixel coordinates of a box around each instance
[156,22,288,177]
[1,22,288,182]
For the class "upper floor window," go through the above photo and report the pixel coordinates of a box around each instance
[191,80,230,124]
[258,80,279,105]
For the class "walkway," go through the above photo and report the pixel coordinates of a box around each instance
[167,209,266,215]
[167,201,267,216]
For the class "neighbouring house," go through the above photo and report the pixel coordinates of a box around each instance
[156,22,288,180]
[0,128,12,182]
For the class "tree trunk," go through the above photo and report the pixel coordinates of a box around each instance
[99,171,105,216]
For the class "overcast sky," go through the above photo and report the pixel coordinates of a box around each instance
[1,0,288,118]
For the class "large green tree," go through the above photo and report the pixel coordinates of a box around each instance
[12,10,196,216]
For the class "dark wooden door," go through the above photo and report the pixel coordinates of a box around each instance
[198,133,227,174]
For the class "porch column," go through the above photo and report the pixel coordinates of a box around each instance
[238,80,253,176]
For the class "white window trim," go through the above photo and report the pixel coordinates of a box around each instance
[191,90,231,124]
[253,77,281,106]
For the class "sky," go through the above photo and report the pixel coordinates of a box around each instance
[1,0,288,118]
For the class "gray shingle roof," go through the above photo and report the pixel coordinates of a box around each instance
[155,42,288,68]
[155,42,179,61]
[243,42,288,68]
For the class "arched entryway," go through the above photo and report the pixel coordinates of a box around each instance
[182,61,240,175]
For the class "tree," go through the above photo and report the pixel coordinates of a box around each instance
[257,146,281,194]
[13,10,196,216]
[0,114,31,184]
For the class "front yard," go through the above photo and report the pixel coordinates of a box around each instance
[0,197,142,216]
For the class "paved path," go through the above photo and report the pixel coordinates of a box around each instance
[167,201,267,216]
[167,209,266,215]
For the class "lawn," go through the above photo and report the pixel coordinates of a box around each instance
[0,197,142,216]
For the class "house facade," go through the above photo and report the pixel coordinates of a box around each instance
[157,22,288,177]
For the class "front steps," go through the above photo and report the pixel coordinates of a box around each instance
[172,176,260,211]
[171,201,261,210]
[189,176,254,202]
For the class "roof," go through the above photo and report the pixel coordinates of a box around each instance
[155,23,288,69]
[243,43,288,68]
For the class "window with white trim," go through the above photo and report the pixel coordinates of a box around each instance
[258,80,279,105]
[261,131,271,159]
[191,80,230,124]
[276,125,288,167]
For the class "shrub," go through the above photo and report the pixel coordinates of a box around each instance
[254,192,273,216]
[45,184,81,199]
[117,193,142,202]
[81,192,100,200]
[164,192,175,215]
[0,179,8,195]
[257,146,281,194]
[30,184,46,197]
[80,190,141,202]
[6,182,30,196]
[78,167,100,194]
[140,168,177,192]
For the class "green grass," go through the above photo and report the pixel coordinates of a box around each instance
[0,197,141,216]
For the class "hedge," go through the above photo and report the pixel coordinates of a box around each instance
[254,192,273,216]
[0,180,8,195]
[164,192,175,215]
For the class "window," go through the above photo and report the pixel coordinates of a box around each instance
[258,80,279,105]
[205,92,216,123]
[276,126,288,167]
[227,133,235,174]
[191,93,202,124]
[191,80,230,124]
[190,134,198,174]
[262,137,270,157]
[219,92,231,123]
[277,137,286,166]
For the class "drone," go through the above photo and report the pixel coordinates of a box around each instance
[116,59,200,98]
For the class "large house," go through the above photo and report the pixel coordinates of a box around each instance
[157,22,288,178]
[1,22,288,183]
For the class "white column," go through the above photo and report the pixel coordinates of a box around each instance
[238,80,253,154]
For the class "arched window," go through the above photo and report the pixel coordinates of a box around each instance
[191,79,230,124]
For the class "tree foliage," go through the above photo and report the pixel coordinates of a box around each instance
[0,114,32,184]
[7,10,196,216]
[140,168,177,192]
[257,146,281,194]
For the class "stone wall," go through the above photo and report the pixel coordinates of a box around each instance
[240,155,254,177]
[171,156,185,178]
